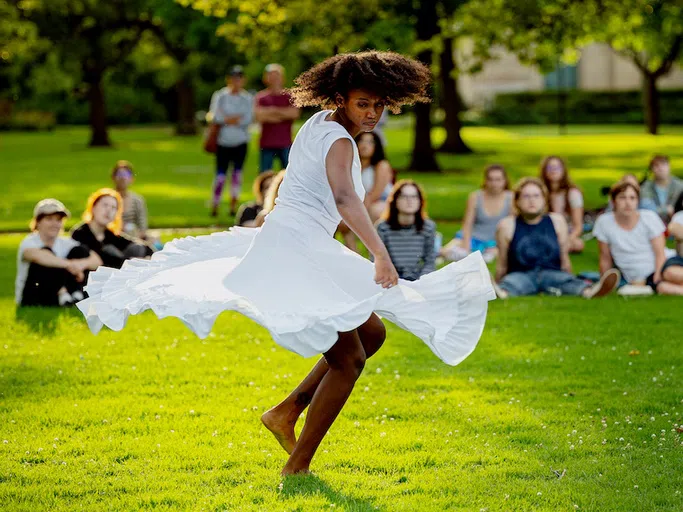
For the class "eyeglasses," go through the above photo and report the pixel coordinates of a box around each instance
[398,193,420,199]
[520,193,543,200]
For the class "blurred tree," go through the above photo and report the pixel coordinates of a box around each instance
[461,0,683,135]
[143,0,236,135]
[595,0,683,135]
[11,0,154,146]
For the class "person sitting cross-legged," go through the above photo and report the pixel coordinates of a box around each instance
[594,180,683,296]
[663,209,683,294]
[16,199,102,307]
[494,177,620,299]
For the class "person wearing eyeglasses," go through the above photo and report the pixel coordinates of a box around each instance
[493,177,619,299]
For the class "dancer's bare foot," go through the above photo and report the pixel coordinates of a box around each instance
[261,408,297,454]
[281,464,310,476]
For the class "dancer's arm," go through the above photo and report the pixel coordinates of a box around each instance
[326,138,398,288]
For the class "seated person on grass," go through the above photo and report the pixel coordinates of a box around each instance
[71,188,152,270]
[493,177,620,299]
[16,199,102,307]
[235,170,275,227]
[660,208,683,294]
[593,180,683,296]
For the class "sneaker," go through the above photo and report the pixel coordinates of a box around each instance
[583,269,620,299]
[617,284,654,297]
[71,290,85,303]
[58,291,73,307]
[492,280,509,299]
[482,251,496,264]
[210,206,218,217]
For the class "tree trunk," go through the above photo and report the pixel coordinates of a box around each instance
[643,73,659,135]
[87,73,110,147]
[437,37,472,154]
[175,76,197,136]
[409,0,440,171]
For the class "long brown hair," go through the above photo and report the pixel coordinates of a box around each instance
[540,155,579,214]
[380,179,428,231]
[482,164,510,190]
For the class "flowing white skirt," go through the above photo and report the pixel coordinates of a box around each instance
[77,207,496,366]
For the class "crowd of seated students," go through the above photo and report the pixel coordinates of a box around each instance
[18,147,683,309]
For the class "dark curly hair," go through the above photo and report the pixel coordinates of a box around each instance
[289,51,431,113]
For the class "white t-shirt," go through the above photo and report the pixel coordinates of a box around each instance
[592,210,665,282]
[15,233,78,304]
[671,211,683,227]
[274,110,365,235]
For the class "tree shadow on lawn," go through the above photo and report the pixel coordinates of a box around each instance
[15,305,83,336]
[280,473,381,511]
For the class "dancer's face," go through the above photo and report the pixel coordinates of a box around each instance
[92,195,118,226]
[337,89,385,133]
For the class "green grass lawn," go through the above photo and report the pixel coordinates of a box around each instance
[0,125,682,510]
[2,123,683,232]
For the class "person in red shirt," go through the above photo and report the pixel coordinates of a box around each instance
[254,64,301,173]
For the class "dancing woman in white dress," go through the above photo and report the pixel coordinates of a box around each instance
[77,51,495,475]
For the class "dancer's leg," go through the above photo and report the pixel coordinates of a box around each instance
[262,315,386,454]
[281,329,367,475]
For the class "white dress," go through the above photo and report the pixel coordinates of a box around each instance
[78,111,496,366]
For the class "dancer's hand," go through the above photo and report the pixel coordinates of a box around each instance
[374,253,399,289]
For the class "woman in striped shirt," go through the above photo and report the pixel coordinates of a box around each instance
[376,180,436,281]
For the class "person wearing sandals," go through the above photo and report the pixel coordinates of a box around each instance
[493,177,620,299]
[593,180,683,296]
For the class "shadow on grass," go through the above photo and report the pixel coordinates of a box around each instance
[280,473,381,511]
[15,305,83,336]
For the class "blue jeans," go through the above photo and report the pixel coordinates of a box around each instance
[499,269,589,297]
[260,147,290,172]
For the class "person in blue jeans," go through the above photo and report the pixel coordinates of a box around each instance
[493,177,620,299]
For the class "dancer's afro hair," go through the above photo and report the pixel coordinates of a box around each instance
[289,51,431,113]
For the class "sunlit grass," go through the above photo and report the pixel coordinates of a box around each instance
[2,123,683,231]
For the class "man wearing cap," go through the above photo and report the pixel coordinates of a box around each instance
[208,65,254,217]
[254,63,300,173]
[16,199,102,307]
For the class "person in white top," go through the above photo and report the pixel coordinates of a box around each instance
[16,199,102,306]
[76,51,495,476]
[663,210,683,293]
[593,180,682,295]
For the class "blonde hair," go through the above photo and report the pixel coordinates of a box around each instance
[513,177,549,214]
[82,188,123,234]
[253,170,276,204]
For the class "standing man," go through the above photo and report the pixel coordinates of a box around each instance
[209,65,253,217]
[254,63,300,173]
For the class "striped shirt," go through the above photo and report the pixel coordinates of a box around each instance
[376,219,437,281]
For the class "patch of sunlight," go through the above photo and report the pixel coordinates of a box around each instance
[138,183,207,199]
[125,140,184,152]
[570,168,627,180]
[461,126,521,142]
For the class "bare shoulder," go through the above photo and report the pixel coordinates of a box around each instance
[549,212,568,232]
[497,215,515,240]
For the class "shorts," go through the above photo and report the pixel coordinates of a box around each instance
[455,231,496,253]
[662,255,683,273]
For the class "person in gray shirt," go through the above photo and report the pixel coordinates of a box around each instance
[209,66,254,217]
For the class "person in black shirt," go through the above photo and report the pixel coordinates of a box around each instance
[71,188,151,269]
[235,171,275,227]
